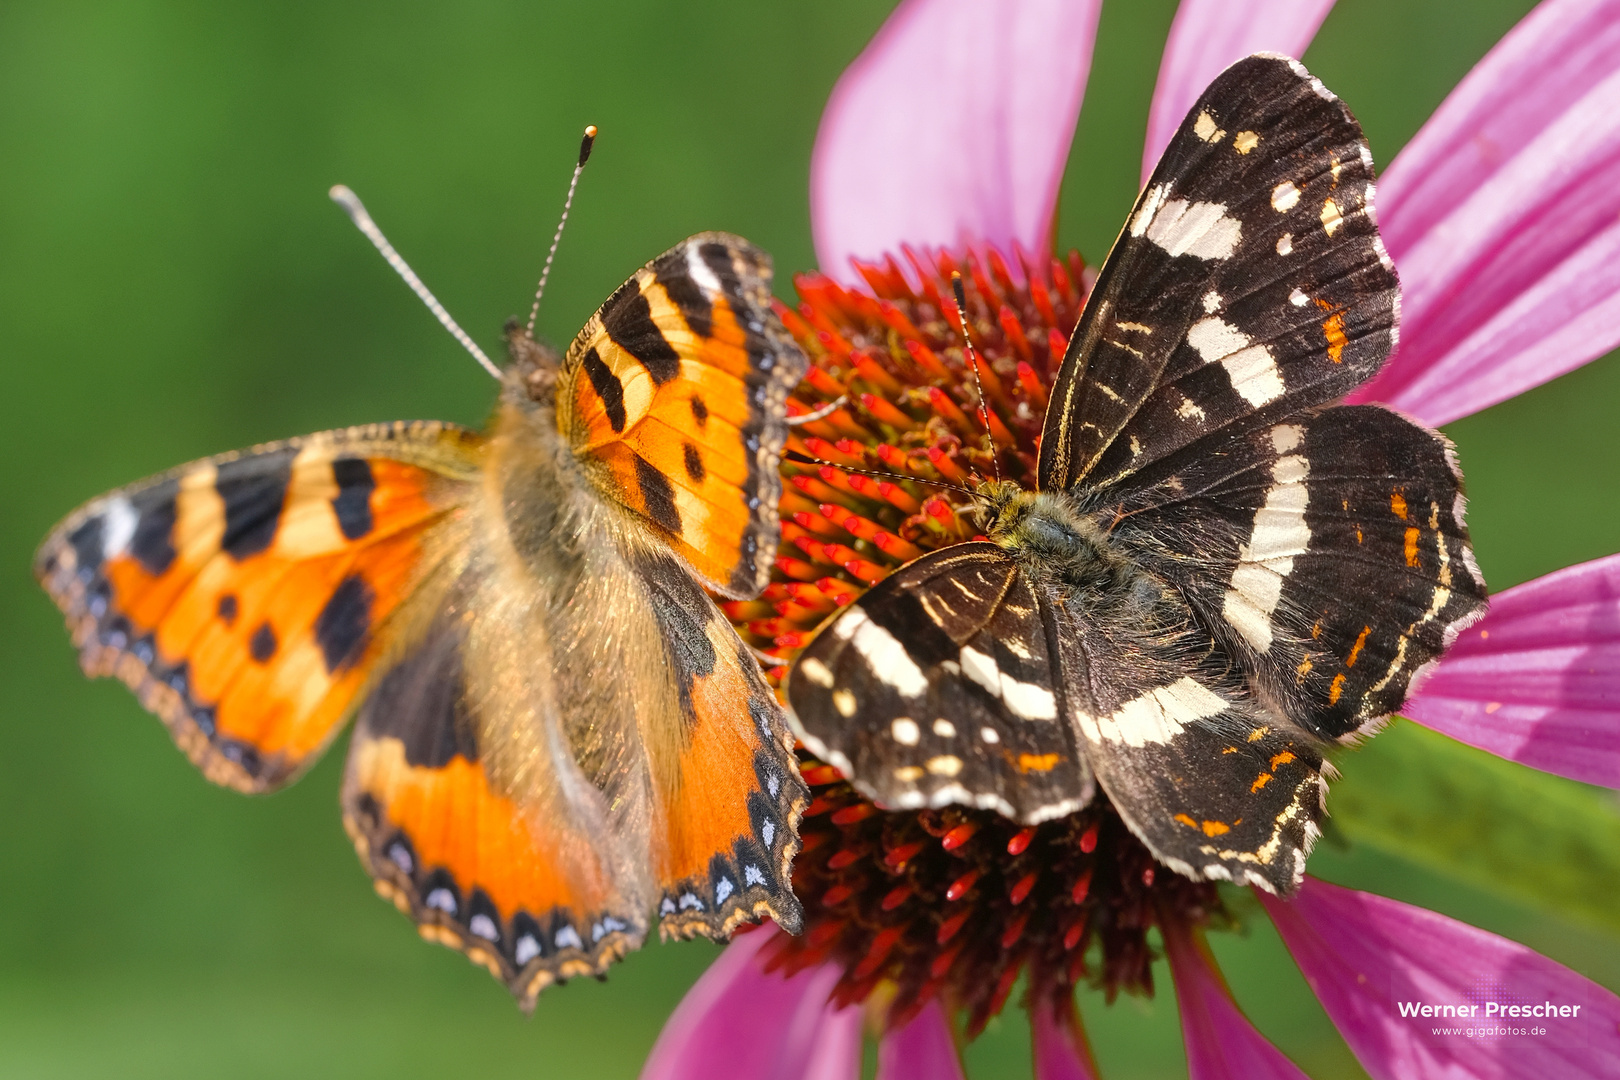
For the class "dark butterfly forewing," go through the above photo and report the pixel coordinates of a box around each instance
[1039,54,1398,496]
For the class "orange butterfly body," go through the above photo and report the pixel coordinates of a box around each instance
[36,233,810,1005]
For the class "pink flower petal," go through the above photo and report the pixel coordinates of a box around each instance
[810,0,1102,285]
[1261,877,1620,1080]
[1403,554,1620,788]
[1141,0,1336,182]
[1030,995,1101,1080]
[1162,920,1311,1080]
[640,928,862,1080]
[876,999,965,1080]
[1348,0,1620,425]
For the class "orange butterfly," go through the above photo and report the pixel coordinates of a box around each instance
[34,212,811,1006]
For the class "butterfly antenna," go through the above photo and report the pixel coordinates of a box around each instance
[782,449,974,498]
[329,185,503,381]
[949,271,1001,483]
[526,124,597,337]
[785,395,847,426]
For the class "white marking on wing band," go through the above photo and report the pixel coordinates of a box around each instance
[1186,317,1284,406]
[1222,432,1311,652]
[687,243,723,295]
[798,657,834,688]
[1130,187,1242,260]
[1092,677,1227,746]
[101,496,138,559]
[959,645,1057,720]
[1272,180,1300,212]
[834,609,927,696]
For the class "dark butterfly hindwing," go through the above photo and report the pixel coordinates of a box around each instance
[787,543,1093,824]
[1040,54,1398,496]
[1100,405,1486,740]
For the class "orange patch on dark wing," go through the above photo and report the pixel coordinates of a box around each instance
[1322,311,1347,363]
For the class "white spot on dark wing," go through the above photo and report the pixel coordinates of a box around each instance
[926,755,963,777]
[715,877,734,905]
[101,496,137,559]
[1321,198,1344,236]
[761,817,776,848]
[1089,677,1227,746]
[1272,180,1301,212]
[387,842,414,874]
[767,771,780,797]
[833,689,856,717]
[1193,111,1226,143]
[833,609,927,696]
[980,727,1000,744]
[659,897,677,916]
[799,657,834,688]
[686,243,723,295]
[1289,288,1310,307]
[555,925,583,950]
[678,892,703,911]
[1234,130,1259,154]
[745,865,766,887]
[932,718,956,738]
[426,888,457,915]
[894,765,924,782]
[1136,196,1243,260]
[958,645,1057,719]
[1222,430,1311,652]
[1202,290,1222,313]
[469,914,499,941]
[1186,317,1283,407]
[515,935,541,964]
[1276,233,1293,255]
[891,717,920,745]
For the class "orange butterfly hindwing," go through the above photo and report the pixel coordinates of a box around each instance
[35,421,484,793]
[342,607,647,1006]
[630,549,807,941]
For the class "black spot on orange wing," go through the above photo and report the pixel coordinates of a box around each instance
[331,458,375,540]
[130,477,180,575]
[580,347,627,433]
[682,443,706,484]
[633,454,682,535]
[249,621,277,663]
[315,574,372,672]
[689,396,708,425]
[217,593,238,624]
[603,284,681,384]
[219,448,295,560]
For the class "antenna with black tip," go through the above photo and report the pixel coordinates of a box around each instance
[526,124,597,337]
[949,271,1001,483]
[329,184,503,381]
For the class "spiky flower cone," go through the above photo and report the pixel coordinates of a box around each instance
[730,245,1227,1033]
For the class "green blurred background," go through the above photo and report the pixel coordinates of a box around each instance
[2,1,1616,1077]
